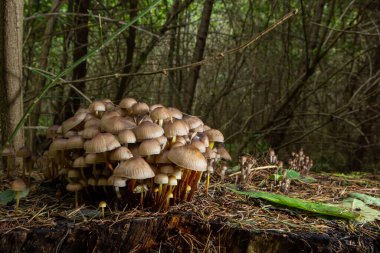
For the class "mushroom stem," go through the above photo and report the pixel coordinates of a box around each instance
[188,172,202,201]
[171,135,177,144]
[114,186,122,198]
[74,191,79,208]
[140,186,144,207]
[101,207,105,218]
[15,191,20,211]
[22,158,26,179]
[209,141,215,150]
[80,168,87,180]
[205,172,210,195]
[158,119,163,127]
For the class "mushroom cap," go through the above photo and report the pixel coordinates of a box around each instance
[84,118,101,128]
[85,153,106,164]
[118,129,136,145]
[11,179,27,192]
[46,125,60,139]
[155,151,170,164]
[168,107,183,119]
[49,138,67,151]
[66,182,83,192]
[138,139,161,156]
[97,177,108,186]
[133,121,164,141]
[68,169,80,178]
[160,164,174,174]
[119,97,137,109]
[149,104,164,111]
[204,147,217,159]
[190,140,206,153]
[85,133,121,153]
[113,157,155,180]
[82,126,100,139]
[151,107,170,121]
[73,156,88,168]
[99,201,107,208]
[168,175,177,186]
[66,135,84,149]
[101,110,121,120]
[2,147,14,156]
[217,146,232,161]
[205,129,224,142]
[109,146,133,161]
[171,168,182,179]
[132,102,149,115]
[168,145,207,171]
[89,100,106,113]
[63,130,77,138]
[107,176,126,187]
[62,112,86,134]
[16,146,32,158]
[100,116,136,134]
[88,177,98,186]
[183,116,203,130]
[163,120,189,138]
[154,173,168,184]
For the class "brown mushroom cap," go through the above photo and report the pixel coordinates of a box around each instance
[138,139,161,156]
[82,126,100,139]
[183,116,203,130]
[119,97,137,109]
[68,169,80,178]
[101,110,121,120]
[160,164,174,174]
[151,107,170,121]
[113,157,155,179]
[204,129,224,143]
[217,146,232,161]
[85,153,106,164]
[118,129,137,145]
[168,107,183,119]
[204,147,217,159]
[163,120,189,138]
[66,182,83,192]
[100,116,136,134]
[107,175,126,187]
[85,133,121,153]
[73,156,88,168]
[109,146,133,161]
[190,140,206,153]
[133,121,164,141]
[132,102,149,115]
[49,138,67,151]
[47,125,60,139]
[84,118,101,128]
[155,150,171,164]
[168,175,177,186]
[168,145,207,171]
[66,136,84,150]
[61,112,86,134]
[11,179,27,192]
[89,100,106,114]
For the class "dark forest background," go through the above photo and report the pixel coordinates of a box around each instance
[1,0,379,172]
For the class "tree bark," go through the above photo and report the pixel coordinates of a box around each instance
[184,0,214,114]
[63,0,90,119]
[0,0,24,153]
[115,0,138,102]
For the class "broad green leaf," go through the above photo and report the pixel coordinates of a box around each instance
[0,189,16,205]
[341,198,380,223]
[228,186,357,220]
[348,193,380,207]
[270,169,316,183]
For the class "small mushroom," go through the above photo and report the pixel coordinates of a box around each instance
[66,182,83,208]
[11,179,27,211]
[99,201,107,218]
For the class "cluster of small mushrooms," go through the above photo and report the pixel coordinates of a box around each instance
[43,98,231,210]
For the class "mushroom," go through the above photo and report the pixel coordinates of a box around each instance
[107,176,126,198]
[204,129,224,149]
[163,119,189,144]
[66,182,83,208]
[10,179,26,211]
[99,201,107,218]
[150,107,170,127]
[154,173,168,200]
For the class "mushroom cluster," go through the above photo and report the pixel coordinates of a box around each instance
[44,98,231,210]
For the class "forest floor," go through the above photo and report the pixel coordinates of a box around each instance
[0,171,379,252]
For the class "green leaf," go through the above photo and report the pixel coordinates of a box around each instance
[19,189,30,199]
[348,193,380,207]
[0,189,16,205]
[227,186,357,220]
[341,198,380,223]
[270,169,316,183]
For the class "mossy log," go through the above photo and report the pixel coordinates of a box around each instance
[0,212,378,253]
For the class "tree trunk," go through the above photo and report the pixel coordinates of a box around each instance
[115,0,138,102]
[184,0,214,114]
[0,0,24,155]
[62,0,90,119]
